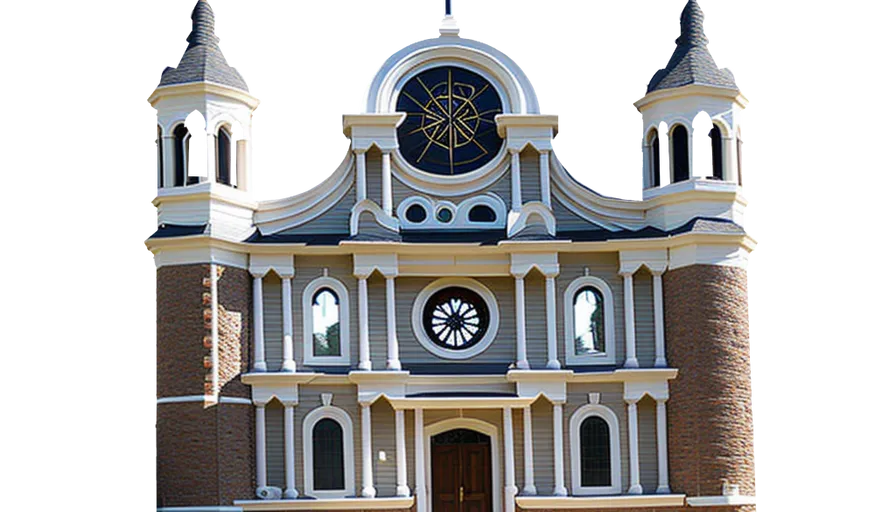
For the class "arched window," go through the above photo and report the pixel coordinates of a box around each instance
[580,416,611,487]
[216,126,232,186]
[564,276,615,365]
[570,404,622,495]
[573,287,604,356]
[671,125,689,183]
[468,204,497,223]
[173,124,190,187]
[312,418,345,491]
[303,277,351,365]
[157,125,164,188]
[311,288,340,357]
[650,131,665,187]
[710,125,723,180]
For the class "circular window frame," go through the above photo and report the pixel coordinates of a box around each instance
[412,278,500,360]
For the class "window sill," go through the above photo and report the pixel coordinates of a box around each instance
[516,494,685,509]
[234,497,415,511]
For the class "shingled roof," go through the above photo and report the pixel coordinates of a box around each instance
[158,0,249,92]
[647,0,737,94]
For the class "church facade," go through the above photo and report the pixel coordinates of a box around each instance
[148,2,757,511]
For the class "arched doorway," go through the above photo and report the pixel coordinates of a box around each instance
[431,429,493,512]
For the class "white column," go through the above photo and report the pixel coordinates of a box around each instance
[382,150,393,215]
[357,276,372,370]
[361,403,376,498]
[236,139,249,192]
[284,401,298,499]
[207,132,217,182]
[522,406,536,495]
[503,407,517,512]
[355,149,368,202]
[626,400,643,495]
[658,122,670,187]
[385,276,401,370]
[552,403,567,496]
[539,150,551,207]
[162,136,176,188]
[652,271,667,367]
[395,409,410,497]
[252,276,267,372]
[514,276,530,370]
[281,276,296,372]
[414,409,427,512]
[255,404,267,491]
[656,399,670,494]
[545,274,560,369]
[621,272,638,368]
[510,149,522,211]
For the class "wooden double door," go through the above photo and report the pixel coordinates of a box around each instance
[431,430,492,512]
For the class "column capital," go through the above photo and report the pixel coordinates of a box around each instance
[353,148,369,155]
[650,269,666,277]
[508,147,521,155]
[281,399,299,408]
[624,397,641,406]
[618,270,634,278]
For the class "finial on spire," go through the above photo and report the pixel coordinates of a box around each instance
[439,0,460,37]
[676,0,708,47]
[187,0,219,48]
[446,0,452,16]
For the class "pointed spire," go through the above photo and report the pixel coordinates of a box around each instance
[646,0,736,94]
[158,0,249,92]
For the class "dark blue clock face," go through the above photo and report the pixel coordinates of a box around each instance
[396,66,504,176]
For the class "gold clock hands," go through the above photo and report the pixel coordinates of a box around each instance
[402,91,445,122]
[416,77,451,119]
[448,69,454,174]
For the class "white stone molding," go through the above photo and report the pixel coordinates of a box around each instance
[256,405,267,493]
[342,114,406,154]
[249,254,296,281]
[569,403,622,496]
[509,253,559,279]
[515,494,686,510]
[281,277,297,372]
[424,417,501,512]
[411,277,500,360]
[503,407,518,512]
[353,254,399,280]
[284,400,299,499]
[302,275,352,367]
[507,202,556,238]
[552,403,568,497]
[357,276,372,371]
[252,275,267,372]
[382,151,394,215]
[511,149,523,212]
[625,400,643,495]
[355,150,367,203]
[394,409,410,497]
[687,495,757,507]
[669,243,750,270]
[414,408,427,512]
[618,250,668,276]
[656,399,670,494]
[302,404,356,499]
[385,276,401,371]
[545,275,560,370]
[539,150,552,207]
[652,271,667,367]
[522,406,536,496]
[157,395,253,405]
[623,380,669,407]
[514,276,530,370]
[396,194,507,231]
[495,115,558,154]
[620,272,638,369]
[563,276,616,366]
[350,200,400,237]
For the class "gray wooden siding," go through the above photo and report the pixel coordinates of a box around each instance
[520,148,541,204]
[278,184,356,235]
[524,272,548,369]
[372,398,397,497]
[296,385,361,495]
[395,277,517,365]
[531,398,555,496]
[366,149,383,206]
[565,383,630,494]
[265,400,286,489]
[291,256,358,369]
[634,269,657,368]
[637,397,659,493]
[367,274,388,370]
[552,198,598,231]
[357,212,396,239]
[557,254,625,367]
[391,166,513,212]
[263,273,284,370]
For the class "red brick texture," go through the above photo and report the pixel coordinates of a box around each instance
[663,265,755,499]
[157,264,255,507]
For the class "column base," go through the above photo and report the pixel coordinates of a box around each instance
[280,360,297,372]
[361,486,377,498]
[253,361,268,372]
[553,486,568,497]
[546,359,561,370]
[284,488,299,499]
[654,357,667,368]
[656,484,671,494]
[396,485,411,497]
[521,485,537,496]
[623,358,639,369]
[628,484,643,495]
[504,486,518,512]
[358,360,372,371]
[386,359,402,370]
[516,360,530,370]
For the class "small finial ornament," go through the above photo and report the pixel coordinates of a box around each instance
[440,0,460,37]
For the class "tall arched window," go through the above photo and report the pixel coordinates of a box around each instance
[312,418,345,491]
[216,126,232,186]
[580,416,612,487]
[573,287,604,356]
[650,130,664,187]
[173,124,190,187]
[671,125,689,183]
[710,124,723,180]
[157,125,164,188]
[311,288,340,357]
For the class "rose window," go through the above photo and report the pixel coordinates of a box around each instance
[422,287,490,350]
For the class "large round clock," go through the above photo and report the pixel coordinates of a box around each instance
[396,66,504,176]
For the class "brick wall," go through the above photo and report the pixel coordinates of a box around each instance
[663,265,755,498]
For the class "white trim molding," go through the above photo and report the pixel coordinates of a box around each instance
[686,495,757,507]
[563,276,616,366]
[569,403,623,496]
[234,497,415,511]
[302,405,356,499]
[411,277,500,360]
[515,494,686,510]
[302,275,352,366]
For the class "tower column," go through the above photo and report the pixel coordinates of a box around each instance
[510,149,522,211]
[626,399,643,495]
[652,270,667,367]
[395,409,410,497]
[382,150,393,215]
[522,406,536,495]
[552,403,567,496]
[539,150,551,206]
[385,275,401,370]
[356,275,372,370]
[545,273,560,369]
[255,404,267,491]
[415,408,427,512]
[513,274,530,370]
[361,403,376,498]
[656,399,670,494]
[162,135,176,188]
[252,274,266,372]
[284,400,298,499]
[502,407,517,512]
[281,275,296,372]
[207,132,217,182]
[355,149,368,202]
[621,271,638,368]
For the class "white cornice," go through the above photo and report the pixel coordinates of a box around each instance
[686,495,757,507]
[234,497,414,511]
[516,494,685,509]
[634,84,748,112]
[148,82,260,110]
